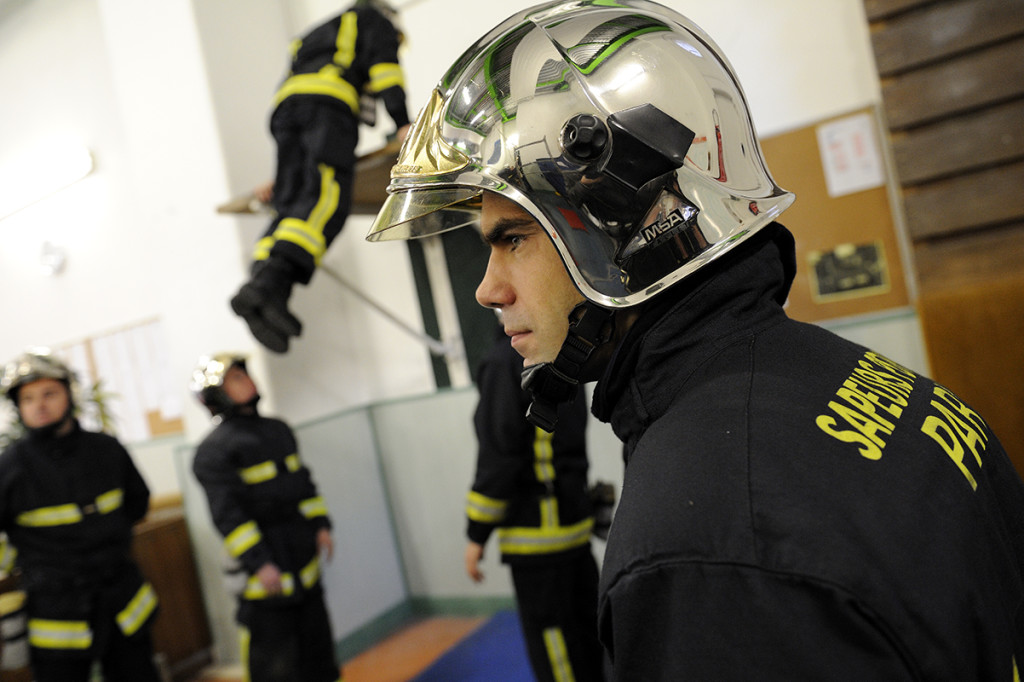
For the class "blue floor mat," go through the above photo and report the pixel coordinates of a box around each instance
[411,610,536,682]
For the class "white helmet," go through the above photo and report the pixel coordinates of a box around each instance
[367,0,794,308]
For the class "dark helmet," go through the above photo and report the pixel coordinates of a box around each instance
[367,0,793,307]
[190,353,248,417]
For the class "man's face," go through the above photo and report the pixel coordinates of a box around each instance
[222,365,258,405]
[475,193,585,367]
[17,378,70,430]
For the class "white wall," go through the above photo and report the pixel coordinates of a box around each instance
[0,0,899,444]
[0,0,928,664]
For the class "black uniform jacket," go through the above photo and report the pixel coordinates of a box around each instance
[273,5,409,129]
[593,224,1024,681]
[467,337,594,566]
[0,422,157,654]
[193,412,331,603]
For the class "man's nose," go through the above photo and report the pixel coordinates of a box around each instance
[475,254,513,310]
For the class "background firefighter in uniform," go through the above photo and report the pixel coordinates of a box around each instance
[231,0,411,353]
[191,354,340,682]
[366,1,1024,678]
[0,349,160,682]
[465,332,605,682]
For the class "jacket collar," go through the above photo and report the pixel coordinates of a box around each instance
[592,223,796,458]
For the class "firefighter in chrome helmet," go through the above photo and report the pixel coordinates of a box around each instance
[1,349,78,435]
[367,0,794,428]
[190,353,252,419]
[367,2,1024,679]
[190,353,340,682]
[0,348,161,681]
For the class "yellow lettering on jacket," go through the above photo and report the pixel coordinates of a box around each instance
[842,378,905,418]
[826,400,893,449]
[815,414,883,460]
[816,352,917,460]
[919,385,991,491]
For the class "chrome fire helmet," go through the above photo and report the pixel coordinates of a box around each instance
[367,0,794,307]
[190,353,248,417]
[1,348,77,406]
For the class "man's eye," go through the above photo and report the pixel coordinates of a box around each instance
[509,235,525,249]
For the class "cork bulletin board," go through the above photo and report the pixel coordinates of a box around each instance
[759,107,910,323]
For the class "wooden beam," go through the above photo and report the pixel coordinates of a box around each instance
[881,38,1024,129]
[902,159,1024,238]
[871,0,1024,76]
[891,100,1024,184]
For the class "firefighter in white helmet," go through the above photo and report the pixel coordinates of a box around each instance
[367,1,1024,678]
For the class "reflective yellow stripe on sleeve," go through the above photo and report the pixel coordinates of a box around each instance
[242,556,321,600]
[367,62,405,92]
[238,460,278,485]
[16,504,82,527]
[95,488,124,514]
[243,571,296,600]
[299,556,321,589]
[0,535,17,573]
[28,618,92,650]
[466,490,508,524]
[225,521,261,558]
[238,455,301,485]
[299,496,329,520]
[116,582,158,636]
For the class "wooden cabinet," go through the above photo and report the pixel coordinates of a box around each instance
[132,500,213,681]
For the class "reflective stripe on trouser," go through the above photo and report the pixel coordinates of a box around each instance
[543,627,576,682]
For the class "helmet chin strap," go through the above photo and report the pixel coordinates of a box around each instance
[521,302,614,432]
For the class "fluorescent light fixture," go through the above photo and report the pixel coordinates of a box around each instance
[0,139,94,221]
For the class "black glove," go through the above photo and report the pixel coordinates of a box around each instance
[230,259,302,353]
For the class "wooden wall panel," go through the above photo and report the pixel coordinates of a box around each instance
[870,0,1024,75]
[864,0,1024,474]
[901,160,1024,238]
[891,100,1024,184]
[864,0,937,20]
[917,275,1024,475]
[881,38,1024,129]
[913,221,1024,291]
[133,506,213,681]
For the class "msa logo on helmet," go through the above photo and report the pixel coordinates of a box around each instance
[619,194,701,259]
[642,207,694,242]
